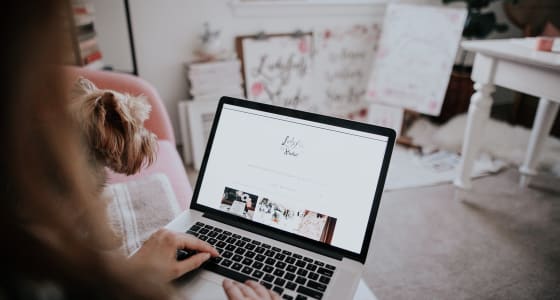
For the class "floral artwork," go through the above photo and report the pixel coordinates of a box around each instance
[242,35,316,111]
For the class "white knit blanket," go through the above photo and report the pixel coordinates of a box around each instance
[104,173,181,255]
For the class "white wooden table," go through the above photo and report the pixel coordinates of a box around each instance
[454,39,560,190]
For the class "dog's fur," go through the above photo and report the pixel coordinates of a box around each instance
[71,77,157,189]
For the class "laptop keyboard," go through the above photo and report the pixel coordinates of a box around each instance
[187,222,336,300]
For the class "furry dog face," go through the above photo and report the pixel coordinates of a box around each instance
[71,77,157,175]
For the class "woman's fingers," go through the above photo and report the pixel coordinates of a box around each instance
[223,279,245,300]
[176,233,219,256]
[245,280,272,299]
[175,252,212,274]
[234,281,260,299]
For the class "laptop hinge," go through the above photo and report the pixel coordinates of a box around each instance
[202,212,344,261]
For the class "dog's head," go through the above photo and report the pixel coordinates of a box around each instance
[71,77,157,175]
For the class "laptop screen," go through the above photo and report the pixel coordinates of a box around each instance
[196,103,389,254]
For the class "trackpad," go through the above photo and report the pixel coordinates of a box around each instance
[175,270,227,300]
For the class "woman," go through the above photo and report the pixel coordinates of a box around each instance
[0,1,277,299]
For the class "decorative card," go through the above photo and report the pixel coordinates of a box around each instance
[366,4,467,116]
[314,23,382,116]
[240,34,317,111]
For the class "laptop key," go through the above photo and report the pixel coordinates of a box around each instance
[306,264,317,272]
[189,225,202,232]
[295,295,308,300]
[274,278,286,287]
[308,272,319,280]
[313,261,324,267]
[203,225,213,229]
[283,295,294,300]
[316,267,333,277]
[295,276,306,285]
[242,237,251,242]
[217,241,227,248]
[199,228,210,235]
[245,243,256,251]
[253,270,264,279]
[261,281,273,289]
[242,258,253,265]
[242,266,253,275]
[251,240,261,245]
[233,234,242,239]
[297,285,323,299]
[199,235,208,241]
[292,254,302,259]
[232,254,243,262]
[273,286,284,295]
[221,259,232,267]
[265,250,275,257]
[286,265,297,273]
[217,234,227,241]
[282,250,292,256]
[223,231,232,236]
[252,261,264,269]
[286,282,297,290]
[255,247,266,254]
[207,238,217,245]
[307,280,326,292]
[262,243,271,249]
[226,237,236,244]
[245,251,256,259]
[255,254,266,262]
[263,265,274,273]
[285,257,296,264]
[195,222,205,226]
[284,272,295,281]
[208,231,218,238]
[325,264,336,271]
[211,256,223,264]
[226,245,236,251]
[297,269,308,276]
[276,261,286,269]
[235,248,246,255]
[263,274,275,282]
[272,247,282,252]
[303,257,313,263]
[214,228,223,233]
[318,276,330,285]
[235,240,246,247]
[222,251,233,259]
[232,263,242,271]
[295,260,306,268]
[203,261,256,283]
[273,269,285,277]
[275,253,286,261]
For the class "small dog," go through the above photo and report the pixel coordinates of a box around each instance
[71,77,157,189]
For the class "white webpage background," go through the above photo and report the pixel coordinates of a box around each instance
[197,105,388,253]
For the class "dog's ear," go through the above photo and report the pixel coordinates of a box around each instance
[71,77,98,99]
[128,95,152,123]
[92,92,128,172]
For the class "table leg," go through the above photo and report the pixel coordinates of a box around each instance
[519,98,560,188]
[454,82,495,190]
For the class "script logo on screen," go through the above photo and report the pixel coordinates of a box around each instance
[280,136,303,157]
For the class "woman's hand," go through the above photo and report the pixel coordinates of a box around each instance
[129,228,219,282]
[223,279,281,300]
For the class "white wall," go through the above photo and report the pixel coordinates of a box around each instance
[129,0,387,142]
[91,0,134,73]
[127,0,521,143]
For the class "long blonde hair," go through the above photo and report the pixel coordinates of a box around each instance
[0,1,168,298]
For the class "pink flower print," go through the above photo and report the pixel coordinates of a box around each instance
[359,108,368,118]
[298,38,309,54]
[324,30,332,40]
[251,82,264,97]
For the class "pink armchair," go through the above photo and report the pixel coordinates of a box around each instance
[65,66,192,209]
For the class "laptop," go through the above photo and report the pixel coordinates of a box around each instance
[168,97,395,300]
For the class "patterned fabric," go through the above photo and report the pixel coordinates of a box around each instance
[104,173,181,255]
